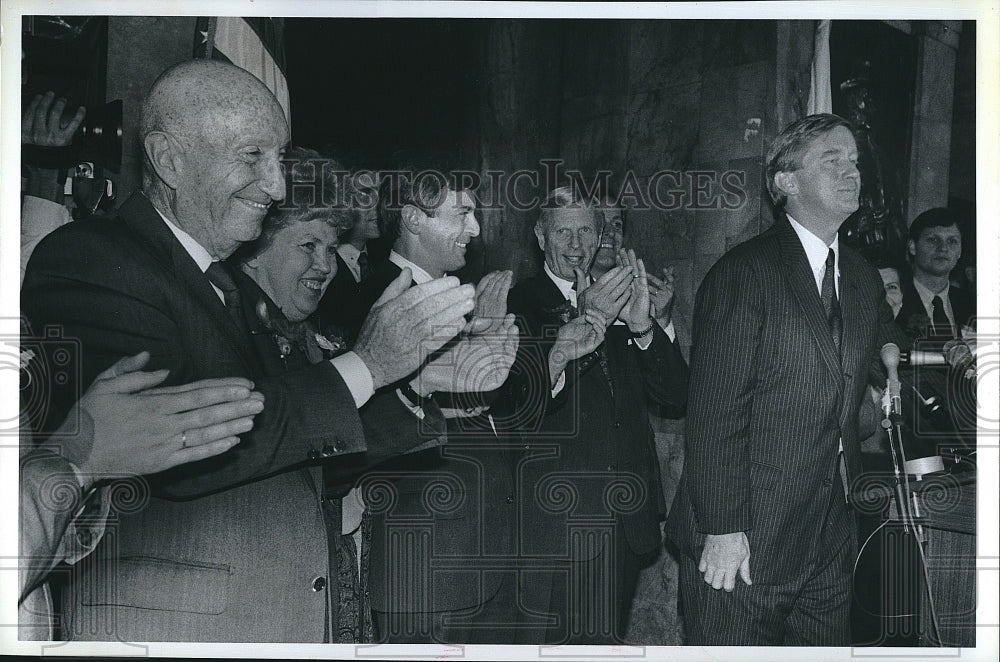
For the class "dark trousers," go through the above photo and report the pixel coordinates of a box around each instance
[513,532,655,645]
[679,488,856,645]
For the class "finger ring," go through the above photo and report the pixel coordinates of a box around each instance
[181,431,188,449]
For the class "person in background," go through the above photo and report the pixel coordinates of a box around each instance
[20,91,84,286]
[20,350,262,639]
[502,186,688,644]
[897,208,975,342]
[315,162,381,340]
[591,199,624,281]
[351,156,520,643]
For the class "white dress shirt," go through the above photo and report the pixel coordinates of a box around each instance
[787,214,845,461]
[912,277,957,337]
[787,214,839,297]
[389,250,435,285]
[337,243,364,284]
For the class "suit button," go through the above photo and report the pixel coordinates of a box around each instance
[606,464,617,472]
[823,478,833,488]
[322,444,337,457]
[307,449,321,461]
[505,495,514,504]
[311,576,327,592]
[614,421,621,429]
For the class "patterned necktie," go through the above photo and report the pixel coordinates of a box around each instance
[572,279,613,396]
[820,248,842,355]
[930,295,954,340]
[357,250,372,282]
[206,261,245,330]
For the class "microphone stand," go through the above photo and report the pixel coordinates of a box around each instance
[881,344,942,646]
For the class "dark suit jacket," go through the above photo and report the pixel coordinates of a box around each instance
[893,280,977,445]
[354,259,518,616]
[501,273,689,559]
[316,252,368,343]
[664,217,891,585]
[895,280,976,344]
[21,192,445,642]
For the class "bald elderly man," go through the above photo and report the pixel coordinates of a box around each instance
[22,60,478,642]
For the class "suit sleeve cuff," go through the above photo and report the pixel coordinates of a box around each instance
[657,319,677,342]
[550,370,566,397]
[330,351,374,408]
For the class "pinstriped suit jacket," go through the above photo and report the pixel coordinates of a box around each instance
[665,217,890,585]
[21,192,445,642]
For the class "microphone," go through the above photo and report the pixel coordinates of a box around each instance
[881,343,902,417]
[899,349,947,366]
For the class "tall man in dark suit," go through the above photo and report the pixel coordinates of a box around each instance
[21,59,481,642]
[354,163,521,643]
[665,114,892,645]
[501,186,689,644]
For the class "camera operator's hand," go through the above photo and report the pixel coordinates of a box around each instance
[54,352,263,489]
[353,269,475,390]
[22,91,86,147]
[22,91,86,203]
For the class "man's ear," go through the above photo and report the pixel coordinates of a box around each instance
[143,131,184,190]
[907,239,916,260]
[773,171,798,199]
[400,204,423,235]
[534,222,546,251]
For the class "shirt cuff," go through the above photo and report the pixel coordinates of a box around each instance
[330,351,374,408]
[550,370,566,397]
[657,319,677,342]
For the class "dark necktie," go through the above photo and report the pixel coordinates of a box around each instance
[206,261,245,330]
[571,278,614,396]
[357,250,372,282]
[820,248,842,355]
[930,295,953,340]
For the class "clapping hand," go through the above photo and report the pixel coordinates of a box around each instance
[548,310,607,387]
[573,263,634,327]
[647,265,675,325]
[354,269,476,389]
[413,313,520,395]
[54,352,264,488]
[469,270,513,334]
[616,249,654,333]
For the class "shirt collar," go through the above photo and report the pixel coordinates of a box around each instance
[543,261,578,303]
[786,213,839,277]
[389,250,435,285]
[912,277,951,312]
[337,244,362,281]
[152,203,215,273]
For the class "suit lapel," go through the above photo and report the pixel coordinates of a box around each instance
[775,220,842,383]
[120,193,258,374]
[836,251,868,426]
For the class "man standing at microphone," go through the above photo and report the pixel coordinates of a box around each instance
[665,114,894,645]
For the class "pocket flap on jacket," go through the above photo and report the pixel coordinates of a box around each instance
[749,461,783,492]
[81,555,232,615]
